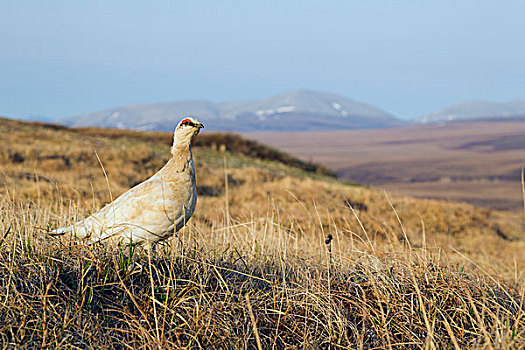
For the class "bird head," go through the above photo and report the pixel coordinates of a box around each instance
[172,117,204,149]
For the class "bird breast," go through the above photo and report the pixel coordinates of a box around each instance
[157,152,197,225]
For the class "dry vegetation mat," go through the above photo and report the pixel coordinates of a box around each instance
[0,118,524,349]
[248,122,525,211]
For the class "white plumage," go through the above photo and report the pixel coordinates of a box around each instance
[52,117,204,247]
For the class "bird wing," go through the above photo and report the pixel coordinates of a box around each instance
[54,178,184,243]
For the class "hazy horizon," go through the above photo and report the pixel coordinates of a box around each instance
[2,1,525,120]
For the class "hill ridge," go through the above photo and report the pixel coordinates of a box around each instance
[63,89,404,132]
[419,99,525,123]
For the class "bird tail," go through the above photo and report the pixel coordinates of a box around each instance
[87,226,126,245]
[47,225,73,236]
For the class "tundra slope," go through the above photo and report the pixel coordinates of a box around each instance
[0,117,524,348]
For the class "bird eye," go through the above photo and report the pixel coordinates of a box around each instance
[180,119,196,127]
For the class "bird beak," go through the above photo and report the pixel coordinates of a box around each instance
[197,123,204,129]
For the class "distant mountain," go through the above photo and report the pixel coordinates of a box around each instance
[419,100,525,123]
[63,89,404,132]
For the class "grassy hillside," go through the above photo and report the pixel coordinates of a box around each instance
[249,121,525,211]
[0,117,524,349]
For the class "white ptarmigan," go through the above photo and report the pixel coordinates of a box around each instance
[52,117,204,248]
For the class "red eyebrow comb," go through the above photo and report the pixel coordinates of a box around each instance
[181,118,192,124]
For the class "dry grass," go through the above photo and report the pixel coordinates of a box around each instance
[0,117,524,349]
[248,121,525,211]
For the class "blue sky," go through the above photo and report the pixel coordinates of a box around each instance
[1,0,524,120]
